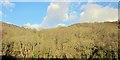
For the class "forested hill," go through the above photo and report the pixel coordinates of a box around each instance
[0,21,118,58]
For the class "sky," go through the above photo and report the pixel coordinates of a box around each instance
[0,0,118,30]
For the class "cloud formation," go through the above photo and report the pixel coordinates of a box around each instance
[56,23,66,27]
[23,2,72,30]
[23,23,43,31]
[41,2,78,27]
[23,2,118,30]
[43,3,69,23]
[79,4,118,22]
[2,0,15,11]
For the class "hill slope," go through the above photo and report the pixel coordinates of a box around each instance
[0,22,118,58]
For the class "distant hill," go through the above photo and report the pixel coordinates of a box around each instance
[0,21,118,59]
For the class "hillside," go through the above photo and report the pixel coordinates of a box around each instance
[0,22,118,59]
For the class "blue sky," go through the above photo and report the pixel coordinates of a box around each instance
[2,2,49,25]
[1,1,118,29]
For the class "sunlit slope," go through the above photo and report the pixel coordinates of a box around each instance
[1,22,118,58]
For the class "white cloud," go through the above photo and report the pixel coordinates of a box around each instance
[56,23,66,27]
[0,11,3,18]
[41,2,78,28]
[3,21,13,24]
[80,12,84,16]
[5,22,12,24]
[79,4,118,22]
[2,0,15,11]
[23,23,43,31]
[43,2,69,23]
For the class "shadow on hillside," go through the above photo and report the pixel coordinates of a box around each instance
[1,55,16,60]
